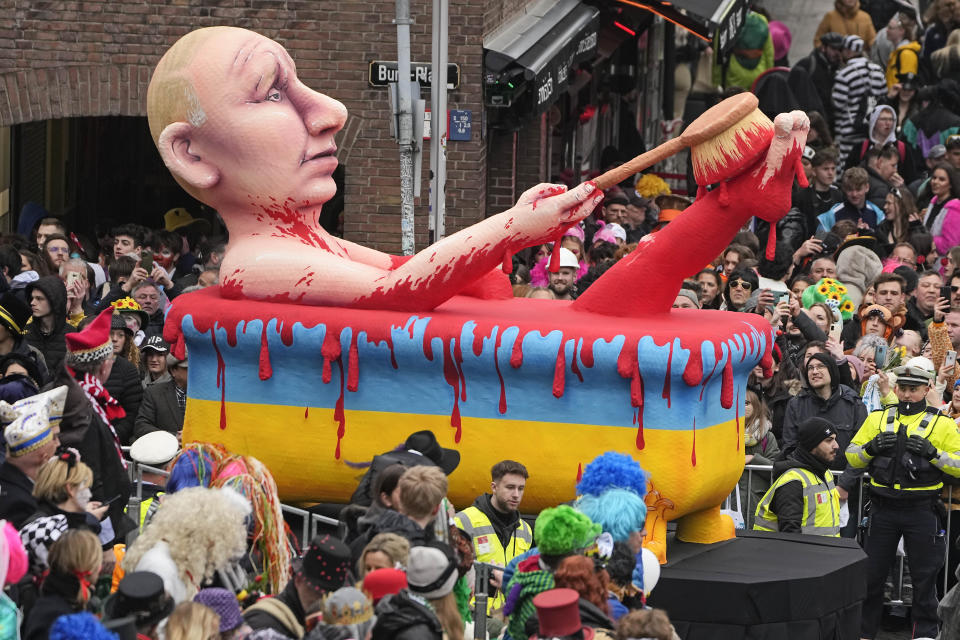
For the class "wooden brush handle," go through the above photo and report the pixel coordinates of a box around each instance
[593,136,688,191]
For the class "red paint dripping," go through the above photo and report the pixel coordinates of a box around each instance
[388,336,398,369]
[721,357,734,409]
[662,340,673,408]
[493,329,507,414]
[765,221,777,261]
[334,357,346,459]
[794,156,809,188]
[699,344,723,402]
[442,340,462,442]
[211,330,227,430]
[321,330,341,384]
[472,327,488,358]
[548,234,563,273]
[347,333,359,392]
[735,387,741,451]
[510,334,524,368]
[576,462,583,483]
[760,335,774,379]
[571,339,584,383]
[579,338,594,368]
[501,250,513,274]
[258,323,272,381]
[279,320,295,347]
[553,341,566,398]
[691,418,697,466]
[453,338,466,402]
[304,407,309,419]
[635,406,645,450]
[683,343,703,387]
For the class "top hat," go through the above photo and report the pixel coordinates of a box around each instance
[103,571,175,628]
[532,588,594,640]
[403,430,460,474]
[293,534,352,593]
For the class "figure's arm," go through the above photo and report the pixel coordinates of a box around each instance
[846,413,881,468]
[770,480,803,533]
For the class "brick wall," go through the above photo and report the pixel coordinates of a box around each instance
[0,0,531,252]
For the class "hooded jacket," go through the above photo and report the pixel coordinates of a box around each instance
[813,1,876,51]
[781,353,867,491]
[24,276,76,375]
[244,579,306,639]
[349,508,432,566]
[768,447,835,534]
[371,590,443,640]
[868,105,897,146]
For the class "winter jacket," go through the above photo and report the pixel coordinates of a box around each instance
[24,276,76,375]
[922,22,951,68]
[22,590,78,640]
[104,356,143,445]
[886,41,921,87]
[814,1,876,51]
[350,450,441,507]
[0,339,50,386]
[923,196,960,254]
[766,447,837,534]
[781,353,867,492]
[48,365,133,542]
[817,199,885,231]
[0,461,37,529]
[371,590,443,640]
[349,509,432,566]
[831,56,887,162]
[793,49,839,128]
[792,186,843,241]
[902,104,960,160]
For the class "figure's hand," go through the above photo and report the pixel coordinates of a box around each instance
[905,435,939,460]
[789,293,802,318]
[877,371,891,396]
[756,288,775,312]
[66,279,85,314]
[938,361,955,385]
[865,431,897,456]
[825,336,844,361]
[837,487,848,502]
[150,265,173,289]
[85,501,109,521]
[934,296,950,323]
[890,173,904,188]
[794,237,823,262]
[123,266,149,293]
[510,182,603,245]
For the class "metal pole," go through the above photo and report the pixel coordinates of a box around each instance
[396,0,416,255]
[430,0,448,241]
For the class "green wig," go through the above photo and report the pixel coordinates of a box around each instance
[534,505,601,555]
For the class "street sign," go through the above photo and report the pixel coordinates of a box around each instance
[449,109,471,141]
[369,61,460,89]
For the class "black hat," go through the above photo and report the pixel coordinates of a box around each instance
[898,72,920,91]
[893,265,918,295]
[0,292,31,337]
[140,335,170,354]
[293,534,351,593]
[404,430,460,474]
[103,572,175,628]
[820,32,844,49]
[111,312,133,335]
[797,417,838,452]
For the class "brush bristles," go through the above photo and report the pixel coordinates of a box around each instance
[691,108,774,185]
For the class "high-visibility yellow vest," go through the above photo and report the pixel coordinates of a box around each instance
[455,505,533,612]
[753,467,840,537]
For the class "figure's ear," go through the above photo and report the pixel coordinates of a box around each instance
[157,122,220,191]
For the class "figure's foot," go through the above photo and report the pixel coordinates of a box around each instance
[676,505,735,544]
[643,488,675,564]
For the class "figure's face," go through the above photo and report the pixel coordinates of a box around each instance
[791,279,811,297]
[895,331,922,356]
[722,251,740,275]
[560,238,581,260]
[145,351,167,375]
[844,183,869,208]
[30,290,50,318]
[110,329,127,355]
[874,113,895,140]
[625,204,646,226]
[813,161,835,187]
[810,258,836,280]
[876,155,897,180]
[491,473,526,513]
[946,312,960,345]
[951,276,960,307]
[806,306,829,333]
[123,314,141,333]
[727,277,752,306]
[177,29,347,212]
[548,267,576,297]
[891,244,916,267]
[887,20,904,43]
[36,224,60,248]
[812,434,839,464]
[363,550,393,575]
[198,270,219,287]
[46,240,69,267]
[932,168,951,198]
[916,273,942,311]
[697,273,718,303]
[171,364,188,388]
[897,382,928,403]
[864,315,886,337]
[875,282,903,310]
[603,204,626,225]
[884,193,898,219]
[134,285,161,315]
[806,359,832,390]
[114,235,140,260]
[672,295,698,309]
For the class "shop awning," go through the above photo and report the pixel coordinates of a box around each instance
[617,0,749,55]
[484,0,600,113]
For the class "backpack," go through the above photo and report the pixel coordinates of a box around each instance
[852,92,881,137]
[858,139,906,164]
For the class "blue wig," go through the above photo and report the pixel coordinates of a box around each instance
[49,613,119,640]
[574,489,647,543]
[576,452,649,498]
[165,448,216,493]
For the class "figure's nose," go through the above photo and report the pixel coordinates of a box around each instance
[297,85,348,137]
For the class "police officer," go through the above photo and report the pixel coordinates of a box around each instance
[846,356,960,639]
[455,460,533,612]
[753,417,841,536]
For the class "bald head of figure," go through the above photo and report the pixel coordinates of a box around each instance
[147,27,348,212]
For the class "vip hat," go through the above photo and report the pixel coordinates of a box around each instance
[893,356,936,386]
[406,542,458,600]
[140,335,170,355]
[293,534,351,593]
[164,207,210,234]
[797,417,838,452]
[0,292,31,337]
[103,571,175,628]
[362,567,407,604]
[403,430,460,474]
[3,404,53,458]
[803,145,817,161]
[532,588,594,640]
[110,297,149,332]
[130,431,180,467]
[843,35,864,53]
[193,588,243,633]
[0,385,67,429]
[65,308,114,365]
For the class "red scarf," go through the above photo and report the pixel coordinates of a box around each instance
[69,367,127,469]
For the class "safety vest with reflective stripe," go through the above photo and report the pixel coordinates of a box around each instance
[753,467,841,536]
[455,505,533,612]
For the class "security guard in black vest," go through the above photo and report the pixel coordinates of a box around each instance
[846,357,960,639]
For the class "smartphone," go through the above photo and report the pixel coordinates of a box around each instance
[875,343,888,368]
[947,350,957,369]
[65,271,82,287]
[99,494,121,507]
[774,290,790,304]
[829,319,843,342]
[140,249,153,273]
[942,285,953,302]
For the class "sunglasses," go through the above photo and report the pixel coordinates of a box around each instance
[729,279,753,291]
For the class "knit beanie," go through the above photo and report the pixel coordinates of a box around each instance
[797,417,837,452]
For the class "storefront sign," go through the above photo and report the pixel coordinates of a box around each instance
[532,14,599,113]
[714,0,750,56]
[368,61,461,89]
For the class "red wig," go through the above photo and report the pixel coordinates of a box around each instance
[553,555,611,616]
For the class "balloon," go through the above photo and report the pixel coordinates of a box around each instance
[641,547,661,596]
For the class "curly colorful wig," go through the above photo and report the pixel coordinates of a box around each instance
[534,505,601,556]
[553,555,611,616]
[576,452,649,498]
[574,489,647,543]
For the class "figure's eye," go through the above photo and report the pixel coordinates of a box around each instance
[266,89,282,102]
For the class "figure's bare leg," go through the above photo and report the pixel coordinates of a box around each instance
[643,488,674,565]
[676,505,735,545]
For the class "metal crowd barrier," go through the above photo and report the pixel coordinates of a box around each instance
[124,458,341,547]
[729,464,958,604]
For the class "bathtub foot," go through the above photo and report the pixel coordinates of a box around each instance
[643,488,674,564]
[676,504,735,545]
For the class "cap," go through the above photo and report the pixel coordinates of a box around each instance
[843,35,864,53]
[164,208,210,234]
[130,431,180,466]
[3,405,52,457]
[294,534,351,593]
[406,542,458,600]
[111,313,132,334]
[820,32,844,49]
[675,289,700,308]
[193,588,243,632]
[140,335,170,354]
[893,356,935,386]
[802,146,816,161]
[898,71,920,90]
[928,144,947,159]
[65,308,114,365]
